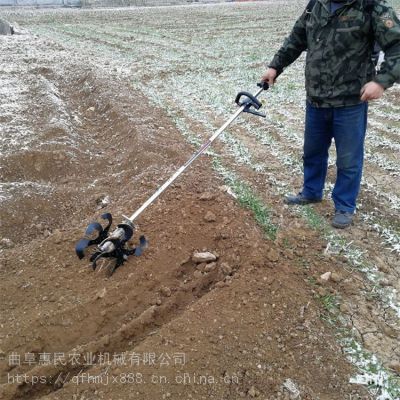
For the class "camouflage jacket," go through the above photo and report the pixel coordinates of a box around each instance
[268,0,400,107]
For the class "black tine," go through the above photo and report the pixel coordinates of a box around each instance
[139,235,148,248]
[133,235,148,257]
[85,222,103,237]
[101,213,113,233]
[75,238,91,259]
[91,252,106,271]
[134,247,142,257]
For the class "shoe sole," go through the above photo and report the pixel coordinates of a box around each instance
[331,221,353,229]
[284,198,322,205]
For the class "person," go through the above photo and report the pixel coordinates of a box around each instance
[261,0,400,228]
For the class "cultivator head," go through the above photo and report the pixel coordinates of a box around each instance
[75,213,147,276]
[75,82,268,276]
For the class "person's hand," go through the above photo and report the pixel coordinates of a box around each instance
[261,68,278,87]
[360,81,384,102]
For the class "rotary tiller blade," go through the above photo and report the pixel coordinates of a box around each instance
[133,235,148,257]
[75,238,92,260]
[75,213,114,260]
[101,212,113,234]
[85,222,103,237]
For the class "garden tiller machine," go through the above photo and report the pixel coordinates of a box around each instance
[75,82,269,275]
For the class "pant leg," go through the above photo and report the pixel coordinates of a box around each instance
[302,102,333,200]
[332,102,368,213]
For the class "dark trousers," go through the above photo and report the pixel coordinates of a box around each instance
[301,101,368,213]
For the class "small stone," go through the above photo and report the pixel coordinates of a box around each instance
[192,252,217,263]
[375,256,390,273]
[160,287,171,297]
[180,256,191,266]
[388,361,400,374]
[96,288,107,299]
[266,249,279,262]
[95,195,110,208]
[204,262,217,272]
[330,272,342,283]
[220,262,232,275]
[194,270,203,279]
[218,231,230,240]
[87,106,95,112]
[61,318,73,327]
[156,299,162,306]
[248,386,257,397]
[0,238,14,249]
[339,303,351,313]
[102,195,110,205]
[294,249,304,257]
[35,223,44,231]
[382,325,398,339]
[103,334,110,346]
[53,229,62,245]
[199,192,215,201]
[363,332,381,351]
[379,278,392,287]
[204,211,216,222]
[320,271,332,282]
[378,264,390,274]
[196,263,207,272]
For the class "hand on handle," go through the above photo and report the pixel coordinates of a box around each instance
[260,68,277,87]
[257,81,270,91]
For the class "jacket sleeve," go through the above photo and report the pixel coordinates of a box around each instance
[372,0,400,89]
[267,11,308,75]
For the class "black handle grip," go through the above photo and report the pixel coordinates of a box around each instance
[235,91,262,109]
[257,81,269,91]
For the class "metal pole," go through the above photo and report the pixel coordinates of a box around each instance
[123,87,263,223]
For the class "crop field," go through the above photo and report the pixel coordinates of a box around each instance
[0,1,400,399]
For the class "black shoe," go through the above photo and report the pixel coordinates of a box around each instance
[331,210,354,229]
[284,192,322,205]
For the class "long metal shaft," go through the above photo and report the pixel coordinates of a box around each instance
[124,87,263,223]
